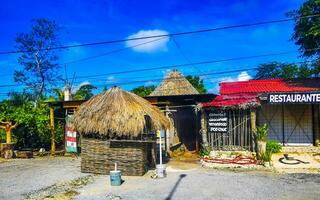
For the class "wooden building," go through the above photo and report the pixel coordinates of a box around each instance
[200,78,320,151]
[145,69,215,152]
[72,87,170,176]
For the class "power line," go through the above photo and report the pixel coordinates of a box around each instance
[0,68,257,96]
[73,48,320,79]
[58,59,318,88]
[1,14,320,55]
[171,37,202,73]
[0,52,317,91]
[63,37,166,65]
[0,59,317,96]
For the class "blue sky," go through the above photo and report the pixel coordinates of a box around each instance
[0,0,305,97]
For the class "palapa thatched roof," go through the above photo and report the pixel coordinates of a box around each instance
[149,69,199,96]
[72,87,170,138]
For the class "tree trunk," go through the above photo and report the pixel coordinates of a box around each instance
[250,109,258,155]
[200,110,209,147]
[5,130,12,144]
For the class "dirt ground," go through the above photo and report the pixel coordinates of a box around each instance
[0,157,84,200]
[0,157,320,200]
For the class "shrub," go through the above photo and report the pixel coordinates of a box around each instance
[256,124,268,141]
[200,145,211,157]
[266,140,282,154]
[260,151,272,162]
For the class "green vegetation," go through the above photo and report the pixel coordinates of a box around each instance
[131,85,156,97]
[266,140,282,154]
[0,93,61,149]
[199,144,211,157]
[256,124,268,142]
[73,84,97,100]
[259,151,272,162]
[185,75,207,94]
[255,62,318,79]
[289,0,320,59]
[256,0,320,80]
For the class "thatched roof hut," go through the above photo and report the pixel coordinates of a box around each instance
[72,87,171,176]
[149,69,199,96]
[72,87,170,139]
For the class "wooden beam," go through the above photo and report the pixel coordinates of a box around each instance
[250,109,257,152]
[50,107,55,155]
[200,110,209,147]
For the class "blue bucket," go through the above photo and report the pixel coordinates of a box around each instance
[110,170,122,186]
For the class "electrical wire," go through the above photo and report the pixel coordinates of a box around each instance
[0,14,319,55]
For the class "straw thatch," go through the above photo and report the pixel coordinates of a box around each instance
[72,87,170,138]
[149,69,199,96]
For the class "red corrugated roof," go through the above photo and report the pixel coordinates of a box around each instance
[202,79,320,108]
[220,79,318,95]
[202,94,259,108]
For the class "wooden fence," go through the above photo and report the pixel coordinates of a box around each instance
[207,109,253,151]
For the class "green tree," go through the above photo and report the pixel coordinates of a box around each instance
[186,75,207,93]
[14,18,61,102]
[288,0,320,58]
[73,84,97,100]
[254,62,315,79]
[52,88,64,101]
[131,85,156,97]
[0,93,52,148]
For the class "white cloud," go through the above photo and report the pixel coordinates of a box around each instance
[126,29,170,53]
[237,71,251,81]
[207,71,251,94]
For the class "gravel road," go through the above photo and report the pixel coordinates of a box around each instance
[75,169,320,200]
[0,157,84,200]
[0,158,319,200]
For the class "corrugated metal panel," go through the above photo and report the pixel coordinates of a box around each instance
[258,104,313,144]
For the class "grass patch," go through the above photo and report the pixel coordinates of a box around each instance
[25,175,93,200]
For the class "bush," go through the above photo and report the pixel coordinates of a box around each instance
[266,140,282,154]
[200,145,211,157]
[260,151,272,162]
[256,124,268,141]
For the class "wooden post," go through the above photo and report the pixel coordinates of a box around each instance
[195,110,199,152]
[200,109,209,147]
[50,107,55,155]
[165,105,169,153]
[250,109,257,153]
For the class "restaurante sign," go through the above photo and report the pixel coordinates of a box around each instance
[268,92,320,104]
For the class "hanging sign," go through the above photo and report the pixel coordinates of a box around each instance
[268,92,320,104]
[66,126,77,153]
[207,110,228,133]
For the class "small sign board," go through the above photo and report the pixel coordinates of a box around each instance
[66,126,77,153]
[268,92,320,104]
[207,110,228,133]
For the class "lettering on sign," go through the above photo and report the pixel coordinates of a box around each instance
[268,92,320,104]
[207,110,228,133]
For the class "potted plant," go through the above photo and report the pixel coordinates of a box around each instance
[256,124,268,158]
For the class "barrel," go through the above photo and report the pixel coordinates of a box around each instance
[110,170,121,186]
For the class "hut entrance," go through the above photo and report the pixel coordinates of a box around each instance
[207,109,253,151]
[146,69,216,154]
[172,106,198,151]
